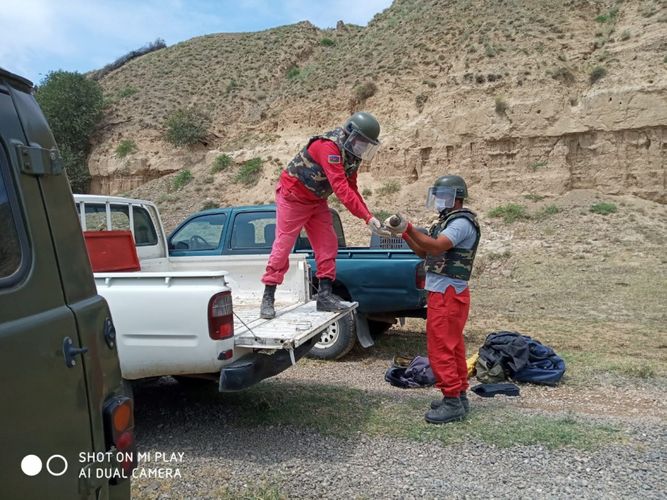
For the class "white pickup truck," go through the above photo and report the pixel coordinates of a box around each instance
[74,194,355,391]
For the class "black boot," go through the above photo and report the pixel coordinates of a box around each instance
[460,391,470,414]
[316,279,353,312]
[431,391,470,415]
[425,396,465,424]
[260,285,276,319]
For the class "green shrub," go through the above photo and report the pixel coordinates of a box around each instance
[35,70,104,193]
[488,203,530,223]
[211,154,232,173]
[620,30,631,41]
[320,38,336,47]
[377,181,401,196]
[225,79,238,95]
[115,139,137,158]
[362,188,373,197]
[589,66,607,84]
[172,169,193,190]
[530,161,548,171]
[235,157,263,186]
[524,194,546,202]
[536,204,560,219]
[286,66,300,79]
[595,7,618,23]
[164,108,209,147]
[590,202,617,215]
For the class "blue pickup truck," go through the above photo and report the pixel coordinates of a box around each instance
[168,205,427,359]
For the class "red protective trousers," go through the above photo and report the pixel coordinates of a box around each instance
[261,183,338,286]
[426,287,471,397]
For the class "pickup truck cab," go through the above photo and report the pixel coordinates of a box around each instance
[0,68,131,498]
[168,205,427,359]
[74,194,354,390]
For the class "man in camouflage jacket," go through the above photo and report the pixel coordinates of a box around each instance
[384,175,481,424]
[260,112,389,319]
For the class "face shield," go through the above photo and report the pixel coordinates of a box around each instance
[426,186,457,211]
[343,129,380,161]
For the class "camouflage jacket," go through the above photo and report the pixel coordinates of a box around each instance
[424,209,481,281]
[285,127,361,199]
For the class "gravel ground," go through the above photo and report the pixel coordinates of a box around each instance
[131,419,665,500]
[130,355,667,499]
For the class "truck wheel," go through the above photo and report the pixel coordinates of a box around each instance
[307,313,356,360]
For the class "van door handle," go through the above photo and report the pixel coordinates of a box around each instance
[63,337,88,368]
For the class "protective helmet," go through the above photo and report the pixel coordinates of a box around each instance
[342,112,381,161]
[426,175,468,211]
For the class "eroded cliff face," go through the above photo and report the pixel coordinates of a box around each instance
[87,0,666,204]
[368,87,666,203]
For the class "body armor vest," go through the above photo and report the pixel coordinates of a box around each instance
[424,209,481,281]
[285,128,362,199]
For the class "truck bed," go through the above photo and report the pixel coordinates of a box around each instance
[233,300,355,350]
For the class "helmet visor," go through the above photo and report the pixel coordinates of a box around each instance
[343,129,380,161]
[426,186,457,211]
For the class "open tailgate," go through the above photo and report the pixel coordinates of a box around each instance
[233,300,357,351]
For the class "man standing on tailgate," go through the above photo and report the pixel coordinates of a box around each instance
[259,112,389,319]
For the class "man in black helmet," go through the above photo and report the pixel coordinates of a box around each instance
[384,175,481,424]
[260,112,389,319]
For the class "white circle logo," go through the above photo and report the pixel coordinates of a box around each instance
[21,455,42,476]
[46,455,68,477]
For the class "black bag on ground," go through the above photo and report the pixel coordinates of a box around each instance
[385,355,436,388]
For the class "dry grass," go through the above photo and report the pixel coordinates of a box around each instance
[95,0,667,152]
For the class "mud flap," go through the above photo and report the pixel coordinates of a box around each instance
[355,312,374,348]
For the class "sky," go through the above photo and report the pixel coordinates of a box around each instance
[0,0,393,85]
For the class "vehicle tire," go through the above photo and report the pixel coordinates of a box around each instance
[307,312,356,360]
[368,319,393,337]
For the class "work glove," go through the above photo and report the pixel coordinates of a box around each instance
[367,216,392,237]
[383,213,409,234]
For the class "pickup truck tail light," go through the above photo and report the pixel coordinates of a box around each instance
[209,291,234,340]
[103,396,136,482]
[416,262,426,289]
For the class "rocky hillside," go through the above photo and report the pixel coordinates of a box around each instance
[90,0,666,229]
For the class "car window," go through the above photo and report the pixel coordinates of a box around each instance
[171,213,226,251]
[0,161,23,282]
[131,206,158,246]
[82,203,157,246]
[230,212,276,249]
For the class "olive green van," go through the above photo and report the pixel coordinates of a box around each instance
[0,68,132,499]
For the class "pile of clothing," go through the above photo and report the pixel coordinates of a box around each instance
[475,331,566,386]
[384,331,565,390]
